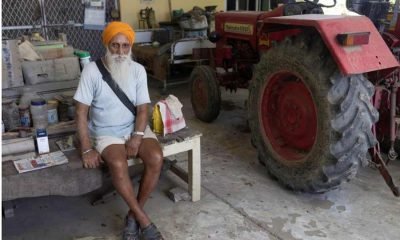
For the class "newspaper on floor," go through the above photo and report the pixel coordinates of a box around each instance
[55,135,76,152]
[13,151,69,174]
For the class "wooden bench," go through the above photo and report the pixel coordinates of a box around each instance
[126,128,202,201]
[2,128,202,217]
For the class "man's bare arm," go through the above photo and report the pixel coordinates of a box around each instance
[75,101,92,151]
[75,100,102,168]
[134,104,148,133]
[125,104,148,158]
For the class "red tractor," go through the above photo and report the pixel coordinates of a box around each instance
[190,0,400,196]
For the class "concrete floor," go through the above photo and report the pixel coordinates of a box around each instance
[3,79,400,240]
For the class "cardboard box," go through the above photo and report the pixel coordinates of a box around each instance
[35,128,50,154]
[35,45,75,60]
[2,40,24,89]
[22,56,80,85]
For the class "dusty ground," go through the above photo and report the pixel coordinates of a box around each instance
[3,79,400,240]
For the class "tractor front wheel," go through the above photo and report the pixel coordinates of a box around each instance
[190,65,221,122]
[248,33,379,192]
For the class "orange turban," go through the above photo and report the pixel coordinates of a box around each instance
[102,22,135,45]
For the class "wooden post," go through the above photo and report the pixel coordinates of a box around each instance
[168,0,172,21]
[188,136,201,201]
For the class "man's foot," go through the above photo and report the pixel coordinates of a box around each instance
[141,223,164,240]
[122,215,140,240]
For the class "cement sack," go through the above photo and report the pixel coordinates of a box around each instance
[22,56,80,85]
[2,40,24,89]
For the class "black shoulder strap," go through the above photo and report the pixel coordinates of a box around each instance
[95,59,137,116]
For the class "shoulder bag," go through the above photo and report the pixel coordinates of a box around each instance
[95,59,137,117]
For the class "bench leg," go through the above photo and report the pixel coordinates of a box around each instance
[188,137,201,201]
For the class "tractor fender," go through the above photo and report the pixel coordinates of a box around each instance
[263,14,399,76]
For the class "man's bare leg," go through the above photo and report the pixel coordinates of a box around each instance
[102,144,151,227]
[136,138,163,208]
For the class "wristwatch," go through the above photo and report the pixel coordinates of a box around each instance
[132,131,145,136]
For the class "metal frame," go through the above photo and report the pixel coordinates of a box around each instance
[165,37,215,92]
[2,0,119,60]
[226,0,261,11]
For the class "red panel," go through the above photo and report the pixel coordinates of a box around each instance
[265,15,399,75]
[215,11,264,51]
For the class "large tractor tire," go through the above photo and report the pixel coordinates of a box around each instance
[248,33,379,192]
[190,65,221,122]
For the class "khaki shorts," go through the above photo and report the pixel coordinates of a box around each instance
[93,125,157,154]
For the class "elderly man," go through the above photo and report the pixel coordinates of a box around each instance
[74,22,164,240]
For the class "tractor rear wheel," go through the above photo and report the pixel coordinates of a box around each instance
[248,33,379,192]
[190,65,221,122]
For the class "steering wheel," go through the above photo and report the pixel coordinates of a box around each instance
[304,0,337,8]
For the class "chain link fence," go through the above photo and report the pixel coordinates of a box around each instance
[2,0,119,60]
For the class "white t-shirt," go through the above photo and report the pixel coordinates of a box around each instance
[73,60,150,138]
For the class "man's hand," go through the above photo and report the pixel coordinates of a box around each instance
[125,135,142,158]
[82,149,103,168]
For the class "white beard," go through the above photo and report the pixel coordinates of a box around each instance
[105,48,132,90]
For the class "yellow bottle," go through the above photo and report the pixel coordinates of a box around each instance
[152,105,163,135]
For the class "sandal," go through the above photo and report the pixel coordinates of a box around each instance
[141,223,164,240]
[122,215,140,240]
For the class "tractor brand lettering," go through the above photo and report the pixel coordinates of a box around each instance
[224,23,253,35]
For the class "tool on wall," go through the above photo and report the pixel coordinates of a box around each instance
[110,0,120,20]
[139,7,156,29]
